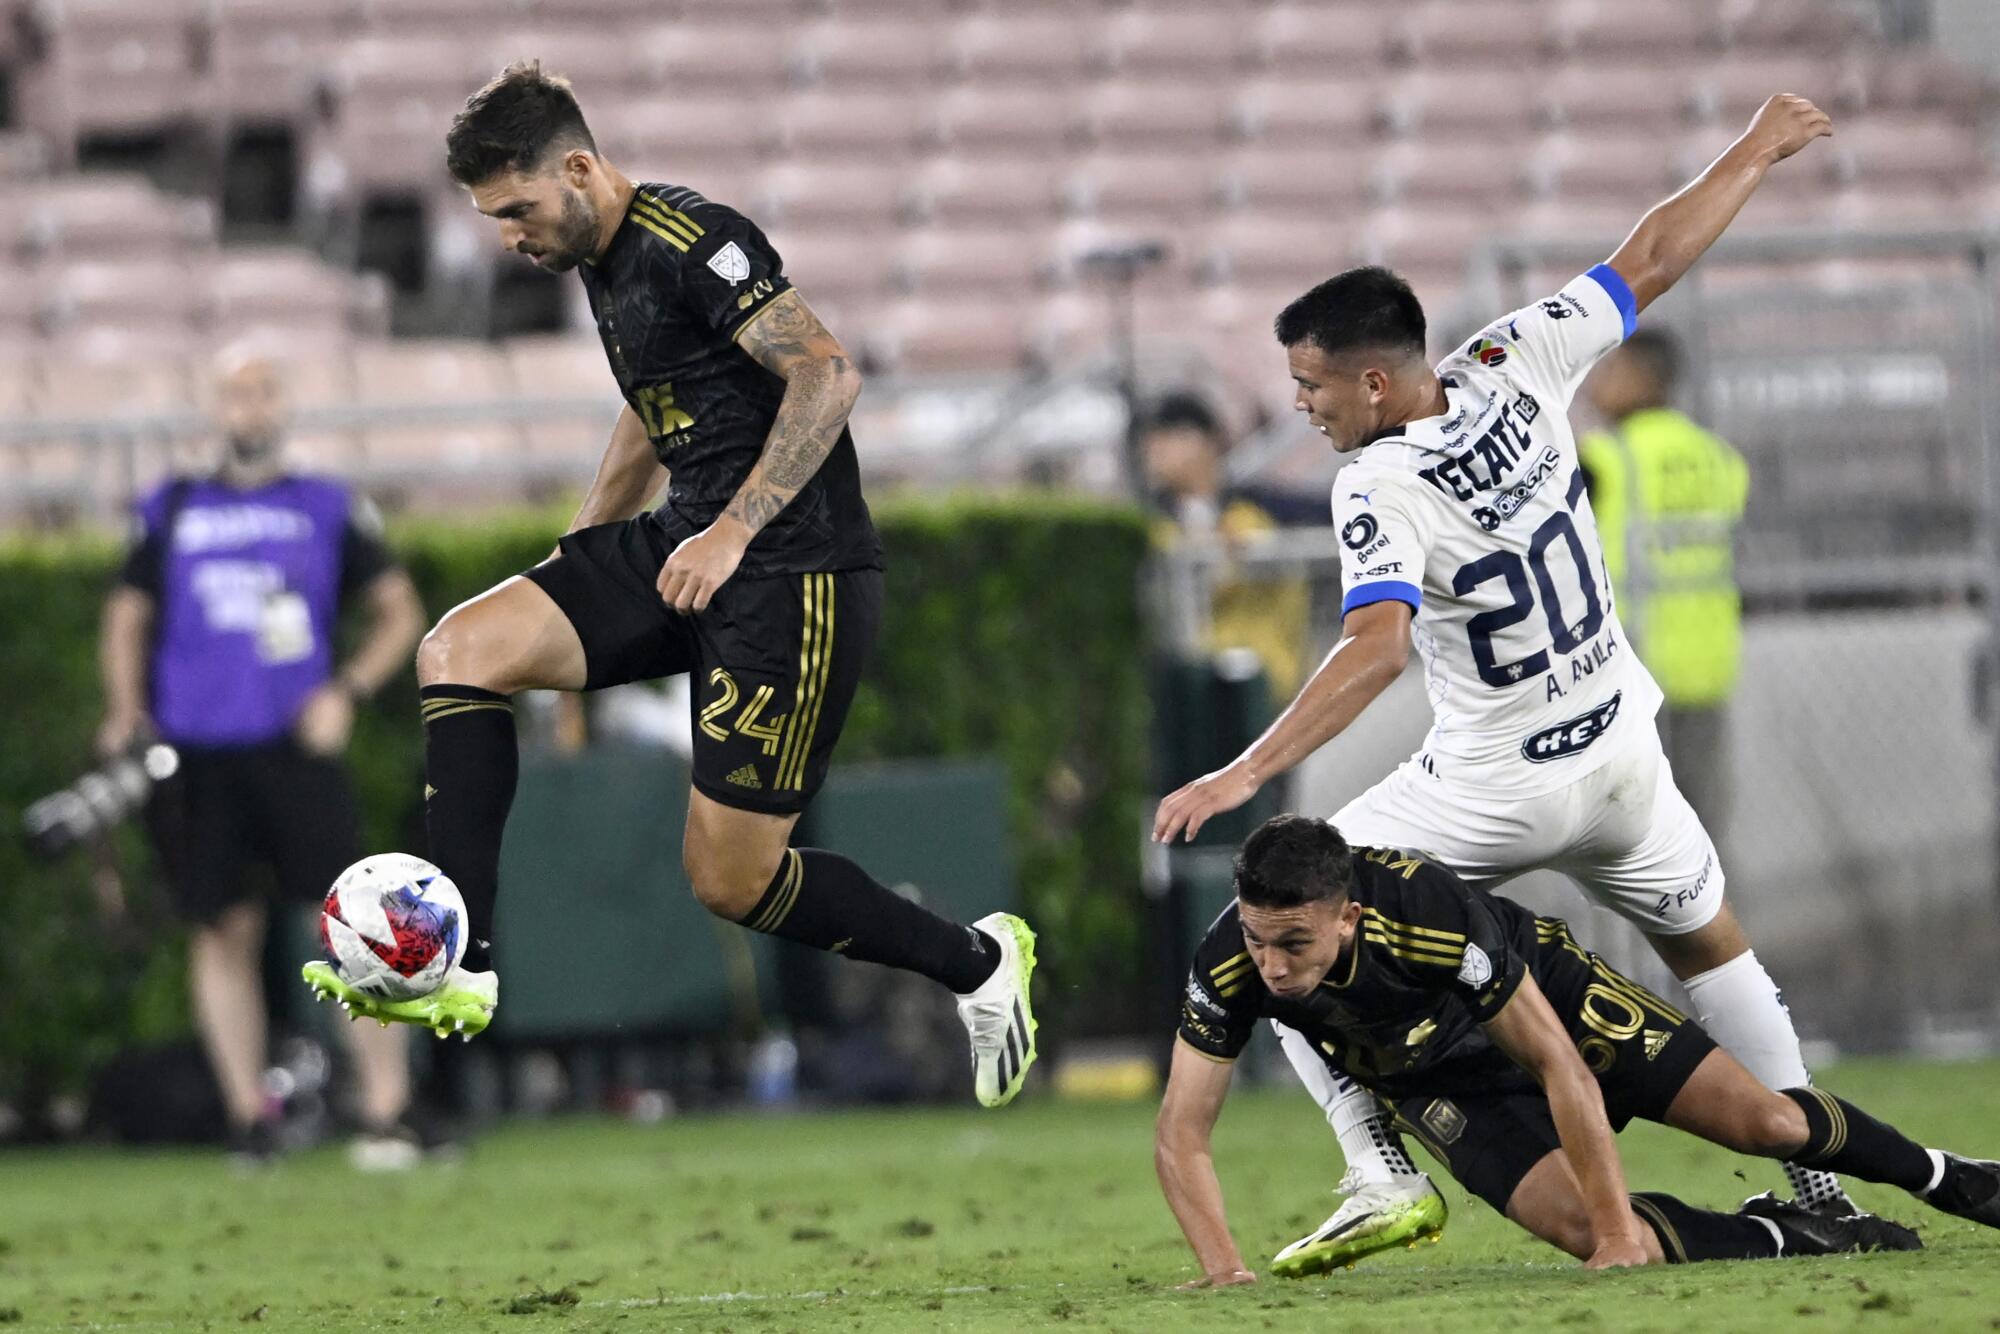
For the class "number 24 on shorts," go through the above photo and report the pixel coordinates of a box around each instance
[699,668,786,754]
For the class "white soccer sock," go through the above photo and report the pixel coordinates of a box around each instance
[1680,950,1811,1089]
[1681,950,1849,1208]
[1275,1022,1417,1182]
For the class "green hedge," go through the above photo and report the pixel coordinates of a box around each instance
[0,495,1151,1099]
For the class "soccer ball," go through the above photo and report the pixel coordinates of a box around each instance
[319,853,467,1001]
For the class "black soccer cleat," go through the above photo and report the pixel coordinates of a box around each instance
[1738,1191,1923,1256]
[1926,1154,2000,1228]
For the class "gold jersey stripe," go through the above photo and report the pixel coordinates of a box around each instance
[636,191,705,239]
[793,574,837,788]
[1209,951,1249,977]
[1210,958,1254,984]
[629,211,690,253]
[775,575,823,789]
[632,196,701,245]
[1809,1086,1848,1157]
[1363,908,1468,944]
[1363,930,1462,968]
[778,575,836,790]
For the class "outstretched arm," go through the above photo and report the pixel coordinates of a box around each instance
[1155,1039,1257,1287]
[1152,599,1412,843]
[1606,94,1832,314]
[655,289,861,613]
[1482,974,1648,1269]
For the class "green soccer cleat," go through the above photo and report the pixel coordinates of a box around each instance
[1271,1169,1448,1277]
[302,961,498,1041]
[956,912,1039,1108]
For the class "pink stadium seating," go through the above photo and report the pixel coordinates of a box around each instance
[1233,75,1384,148]
[1853,50,1997,120]
[774,91,930,159]
[1218,145,1376,220]
[1065,150,1222,227]
[752,161,913,232]
[1537,62,1698,130]
[1382,68,1546,142]
[1529,130,1702,205]
[1553,0,1722,60]
[895,226,1059,298]
[635,22,795,94]
[1083,82,1234,153]
[1398,1,1555,66]
[908,157,1071,227]
[209,0,351,125]
[1375,141,1532,211]
[1097,8,1251,78]
[867,297,1040,375]
[948,14,1102,87]
[1246,3,1401,75]
[793,16,949,89]
[1200,217,1349,288]
[929,87,1084,154]
[1720,0,1872,56]
[765,233,902,304]
[1831,115,1990,191]
[482,30,654,99]
[1694,55,1860,122]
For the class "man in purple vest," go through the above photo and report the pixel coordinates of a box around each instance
[96,348,428,1166]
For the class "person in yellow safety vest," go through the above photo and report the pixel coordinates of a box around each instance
[1141,392,1321,697]
[1579,329,1749,839]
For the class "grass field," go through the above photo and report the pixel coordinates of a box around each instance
[4,1058,1998,1332]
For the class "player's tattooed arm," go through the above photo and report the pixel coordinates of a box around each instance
[655,290,859,613]
[725,289,862,532]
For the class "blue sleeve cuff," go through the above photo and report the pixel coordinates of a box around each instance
[1342,581,1423,617]
[1584,263,1638,339]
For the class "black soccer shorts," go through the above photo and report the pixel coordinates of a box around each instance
[147,741,362,925]
[526,516,883,816]
[1385,977,1718,1216]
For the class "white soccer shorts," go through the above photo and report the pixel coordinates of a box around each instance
[1328,728,1724,937]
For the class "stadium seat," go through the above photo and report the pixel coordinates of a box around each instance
[1375,141,1532,210]
[752,161,913,232]
[12,0,213,152]
[1831,114,1989,191]
[592,97,776,172]
[1233,75,1384,148]
[634,21,796,93]
[1553,0,1722,59]
[209,0,352,126]
[773,91,929,159]
[1852,49,1997,120]
[895,225,1059,297]
[1692,55,1860,122]
[947,13,1104,87]
[1065,149,1224,228]
[22,175,212,263]
[33,350,194,420]
[792,16,949,89]
[766,232,903,304]
[481,29,654,98]
[908,156,1071,227]
[929,86,1085,154]
[1246,2,1401,75]
[1537,61,1699,130]
[354,338,521,472]
[1199,217,1350,288]
[331,34,489,110]
[1381,68,1545,141]
[45,260,211,342]
[1097,8,1252,77]
[1529,130,1700,205]
[1082,81,1234,153]
[1720,0,1872,56]
[866,297,1041,375]
[1218,145,1376,220]
[1397,1,1555,66]
[211,249,391,339]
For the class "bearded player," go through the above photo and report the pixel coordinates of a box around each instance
[1155,95,1848,1267]
[303,63,1038,1108]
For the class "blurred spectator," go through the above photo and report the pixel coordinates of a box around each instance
[96,347,430,1167]
[1580,330,1749,836]
[1140,392,1321,695]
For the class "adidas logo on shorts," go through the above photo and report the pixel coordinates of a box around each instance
[725,765,763,789]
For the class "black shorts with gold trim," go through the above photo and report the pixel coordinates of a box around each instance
[527,516,882,815]
[1385,960,1716,1216]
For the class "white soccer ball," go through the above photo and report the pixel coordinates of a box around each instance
[318,853,468,1001]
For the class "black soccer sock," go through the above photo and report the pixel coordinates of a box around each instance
[420,684,518,973]
[739,848,1001,993]
[1781,1088,1934,1191]
[1629,1193,1781,1262]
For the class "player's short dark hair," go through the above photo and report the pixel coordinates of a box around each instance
[446,60,596,186]
[1275,266,1427,359]
[1234,815,1356,909]
[1140,391,1224,442]
[1620,328,1683,392]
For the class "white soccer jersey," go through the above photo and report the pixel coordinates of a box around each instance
[1333,265,1664,798]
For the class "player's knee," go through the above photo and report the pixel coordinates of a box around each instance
[1742,1094,1810,1158]
[417,606,509,689]
[684,843,779,922]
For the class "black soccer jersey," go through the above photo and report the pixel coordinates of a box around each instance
[1178,848,1636,1101]
[576,183,882,578]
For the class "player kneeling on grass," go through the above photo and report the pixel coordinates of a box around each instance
[1155,816,2000,1284]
